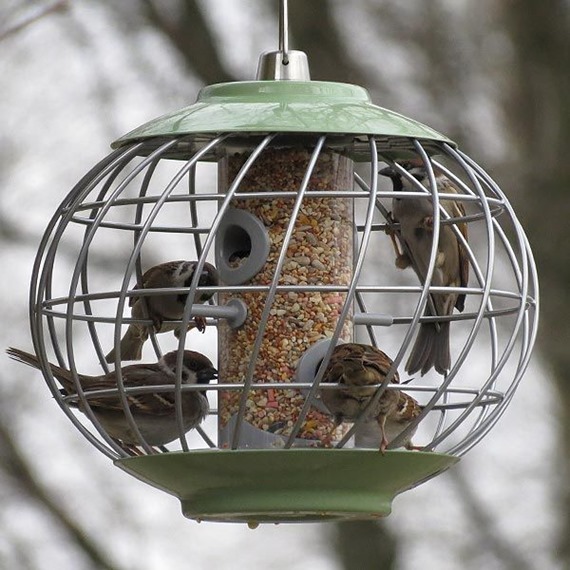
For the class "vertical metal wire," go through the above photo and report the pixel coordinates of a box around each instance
[81,155,156,373]
[187,163,218,449]
[31,144,146,460]
[445,149,539,455]
[426,145,523,451]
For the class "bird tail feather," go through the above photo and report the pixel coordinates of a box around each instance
[105,325,146,363]
[405,322,450,376]
[6,346,74,391]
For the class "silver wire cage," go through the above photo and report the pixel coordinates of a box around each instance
[28,128,538,462]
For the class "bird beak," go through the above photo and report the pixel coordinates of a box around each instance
[197,367,218,385]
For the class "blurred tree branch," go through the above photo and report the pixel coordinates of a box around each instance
[331,520,398,570]
[0,1,69,42]
[0,418,125,570]
[500,1,570,563]
[276,0,370,85]
[140,0,238,84]
[449,469,537,570]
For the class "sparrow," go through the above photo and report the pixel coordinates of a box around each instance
[7,347,217,448]
[105,260,219,363]
[380,163,469,376]
[354,391,423,451]
[320,343,401,453]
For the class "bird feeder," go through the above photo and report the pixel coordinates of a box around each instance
[21,1,538,524]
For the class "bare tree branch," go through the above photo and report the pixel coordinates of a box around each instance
[331,520,398,570]
[279,0,370,85]
[0,418,125,570]
[0,1,69,42]
[499,3,570,563]
[448,468,537,570]
[140,0,237,84]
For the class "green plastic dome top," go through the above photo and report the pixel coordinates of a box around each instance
[112,80,454,155]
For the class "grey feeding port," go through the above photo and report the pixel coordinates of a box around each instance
[215,208,271,285]
[219,414,320,449]
[190,298,248,329]
[296,338,338,414]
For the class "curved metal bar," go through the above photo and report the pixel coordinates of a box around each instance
[68,139,185,456]
[403,145,499,450]
[290,137,387,448]
[229,136,327,448]
[28,132,538,460]
[72,189,505,212]
[444,150,539,455]
[41,284,532,307]
[421,145,525,451]
[31,143,148,460]
[176,134,277,450]
[107,134,233,453]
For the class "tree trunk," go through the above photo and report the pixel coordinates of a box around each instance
[500,1,570,563]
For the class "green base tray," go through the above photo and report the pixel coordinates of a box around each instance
[116,449,459,524]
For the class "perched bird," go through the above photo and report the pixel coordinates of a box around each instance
[7,347,217,449]
[105,260,219,363]
[354,391,423,451]
[380,163,469,376]
[320,343,401,454]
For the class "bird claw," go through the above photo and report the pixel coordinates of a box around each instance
[193,316,207,333]
[151,316,164,333]
[386,217,408,265]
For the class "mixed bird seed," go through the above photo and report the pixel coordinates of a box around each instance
[218,146,354,446]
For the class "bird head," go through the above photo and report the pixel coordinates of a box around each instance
[380,162,445,193]
[379,165,404,191]
[185,261,219,302]
[161,350,217,385]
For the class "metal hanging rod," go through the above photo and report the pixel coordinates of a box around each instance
[255,0,310,80]
[279,0,289,65]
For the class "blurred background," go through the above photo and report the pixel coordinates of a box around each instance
[1,1,568,568]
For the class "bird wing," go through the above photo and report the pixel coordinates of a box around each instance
[447,197,469,312]
[128,261,185,307]
[76,364,180,416]
[360,345,400,384]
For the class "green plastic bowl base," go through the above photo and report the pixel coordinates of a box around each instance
[116,448,459,525]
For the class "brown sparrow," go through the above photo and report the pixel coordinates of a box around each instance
[320,343,400,453]
[105,260,219,363]
[380,164,469,375]
[355,392,423,450]
[7,347,217,448]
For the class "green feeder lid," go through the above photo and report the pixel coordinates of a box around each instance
[112,81,454,150]
[116,449,459,524]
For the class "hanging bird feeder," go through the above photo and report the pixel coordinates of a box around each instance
[15,0,538,524]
